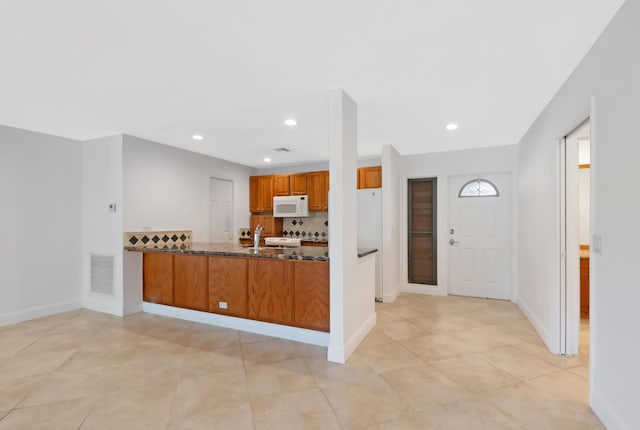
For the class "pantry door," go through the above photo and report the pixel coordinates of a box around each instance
[448,173,511,300]
[210,178,234,243]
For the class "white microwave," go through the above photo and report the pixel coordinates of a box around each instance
[273,195,309,217]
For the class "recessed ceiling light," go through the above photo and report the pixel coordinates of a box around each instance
[192,134,204,140]
[284,118,297,127]
[445,123,459,131]
[263,157,272,163]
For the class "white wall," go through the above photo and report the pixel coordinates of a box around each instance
[82,135,125,316]
[381,144,402,302]
[122,135,255,243]
[399,145,518,297]
[257,157,381,175]
[578,168,590,245]
[328,89,376,363]
[0,125,83,325]
[517,2,640,428]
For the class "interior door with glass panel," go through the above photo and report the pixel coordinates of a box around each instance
[448,174,511,299]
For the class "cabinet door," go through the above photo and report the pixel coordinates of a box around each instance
[250,176,260,212]
[294,261,330,331]
[174,255,209,312]
[322,171,329,210]
[209,256,248,317]
[290,173,308,195]
[248,259,294,324]
[259,176,275,212]
[274,174,290,196]
[359,166,382,189]
[307,171,327,212]
[143,253,174,305]
[250,215,263,235]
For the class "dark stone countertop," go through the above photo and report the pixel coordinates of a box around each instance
[125,242,330,261]
[125,243,377,261]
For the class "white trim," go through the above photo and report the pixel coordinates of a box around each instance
[0,299,82,327]
[83,295,124,317]
[516,296,557,354]
[382,286,401,303]
[142,302,330,347]
[328,311,376,363]
[402,283,447,296]
[592,388,630,430]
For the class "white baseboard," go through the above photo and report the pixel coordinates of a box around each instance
[142,302,330,347]
[516,296,556,354]
[83,296,123,317]
[402,283,447,296]
[0,299,82,327]
[383,287,400,303]
[328,311,377,364]
[592,388,630,430]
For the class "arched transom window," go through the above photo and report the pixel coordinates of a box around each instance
[458,178,499,198]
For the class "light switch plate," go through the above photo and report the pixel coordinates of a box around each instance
[219,302,228,309]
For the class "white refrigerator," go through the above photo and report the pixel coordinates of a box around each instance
[357,188,383,300]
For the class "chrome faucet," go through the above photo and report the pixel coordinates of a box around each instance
[253,224,264,248]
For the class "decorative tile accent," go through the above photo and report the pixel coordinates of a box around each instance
[124,230,192,249]
[239,228,252,239]
[282,212,328,241]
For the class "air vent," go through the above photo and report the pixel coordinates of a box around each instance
[274,147,291,152]
[91,255,114,296]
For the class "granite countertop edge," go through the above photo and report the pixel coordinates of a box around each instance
[125,243,377,261]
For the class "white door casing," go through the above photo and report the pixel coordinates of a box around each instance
[210,178,233,243]
[448,173,512,300]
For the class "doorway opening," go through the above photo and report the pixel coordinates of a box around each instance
[559,119,591,364]
[408,178,437,285]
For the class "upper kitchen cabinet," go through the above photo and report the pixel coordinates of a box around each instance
[307,171,329,212]
[250,175,274,212]
[289,173,308,195]
[274,174,290,196]
[358,166,382,189]
[250,214,283,238]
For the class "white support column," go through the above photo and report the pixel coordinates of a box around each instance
[327,89,376,363]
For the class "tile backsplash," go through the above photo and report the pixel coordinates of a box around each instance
[125,230,192,249]
[283,212,328,240]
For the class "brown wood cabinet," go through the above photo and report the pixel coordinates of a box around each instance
[250,215,283,238]
[301,240,328,247]
[209,256,249,317]
[294,261,330,331]
[143,253,174,305]
[274,174,290,196]
[290,173,308,195]
[250,175,275,212]
[173,254,209,312]
[580,257,590,318]
[248,259,295,325]
[358,166,382,189]
[307,171,329,211]
[142,252,329,331]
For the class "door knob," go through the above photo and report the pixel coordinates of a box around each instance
[449,239,459,245]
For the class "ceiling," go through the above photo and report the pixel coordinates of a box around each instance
[0,1,624,167]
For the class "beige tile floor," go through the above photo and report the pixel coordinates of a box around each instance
[0,294,599,429]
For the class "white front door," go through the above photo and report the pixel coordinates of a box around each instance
[210,178,233,243]
[448,173,511,300]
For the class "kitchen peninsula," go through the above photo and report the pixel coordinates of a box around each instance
[125,242,377,335]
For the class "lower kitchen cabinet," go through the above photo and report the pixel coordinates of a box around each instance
[209,256,248,317]
[143,253,174,305]
[173,254,209,312]
[248,259,295,325]
[141,252,329,331]
[294,261,330,332]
